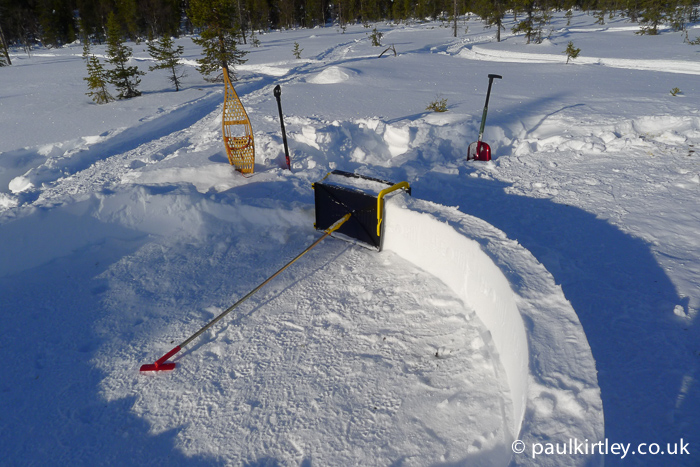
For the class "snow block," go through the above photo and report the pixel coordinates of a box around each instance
[383,194,604,466]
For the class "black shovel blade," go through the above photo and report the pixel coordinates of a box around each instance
[468,141,491,161]
[314,183,380,249]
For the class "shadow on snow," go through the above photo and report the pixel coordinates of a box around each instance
[415,171,699,465]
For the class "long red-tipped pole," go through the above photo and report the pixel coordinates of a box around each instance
[140,346,179,371]
[140,214,352,372]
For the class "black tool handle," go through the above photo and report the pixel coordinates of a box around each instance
[484,74,503,111]
[274,85,291,170]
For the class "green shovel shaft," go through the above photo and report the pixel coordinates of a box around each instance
[478,74,502,142]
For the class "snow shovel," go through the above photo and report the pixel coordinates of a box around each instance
[140,173,410,372]
[467,74,502,162]
[273,85,291,170]
[140,213,351,372]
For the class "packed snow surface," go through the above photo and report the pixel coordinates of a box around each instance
[1,11,699,466]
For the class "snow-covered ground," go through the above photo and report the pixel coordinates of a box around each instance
[1,11,699,465]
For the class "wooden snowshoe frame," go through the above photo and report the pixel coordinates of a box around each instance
[222,67,255,174]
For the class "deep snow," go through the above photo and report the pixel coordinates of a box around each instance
[1,11,699,466]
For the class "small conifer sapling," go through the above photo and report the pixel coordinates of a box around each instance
[426,96,448,112]
[564,41,581,64]
[293,42,303,59]
[84,54,114,104]
[370,27,383,47]
[148,36,187,91]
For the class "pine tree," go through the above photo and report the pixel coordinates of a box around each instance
[370,27,383,46]
[305,0,324,26]
[564,40,581,63]
[247,0,270,31]
[292,41,303,58]
[105,11,144,99]
[278,0,296,28]
[475,0,509,42]
[117,0,140,40]
[511,0,547,44]
[82,35,90,62]
[565,9,573,26]
[84,53,114,104]
[636,0,669,35]
[148,35,186,91]
[38,0,76,48]
[0,20,10,66]
[189,0,247,82]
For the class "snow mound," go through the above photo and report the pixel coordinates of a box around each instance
[307,66,354,84]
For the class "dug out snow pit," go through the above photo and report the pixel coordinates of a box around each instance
[116,235,517,465]
[382,194,604,466]
[115,172,600,465]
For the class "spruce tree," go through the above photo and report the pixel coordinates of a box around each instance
[189,0,248,82]
[636,0,670,35]
[105,12,144,99]
[292,41,303,58]
[0,20,10,66]
[84,53,115,104]
[305,0,324,26]
[117,0,140,40]
[248,0,270,31]
[564,40,581,63]
[148,35,186,91]
[475,0,509,42]
[511,0,547,44]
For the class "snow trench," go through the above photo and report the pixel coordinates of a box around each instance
[383,194,604,466]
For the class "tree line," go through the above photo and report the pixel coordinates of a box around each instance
[1,0,699,81]
[1,0,699,50]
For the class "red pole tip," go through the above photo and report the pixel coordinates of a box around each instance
[140,362,177,372]
[139,346,181,372]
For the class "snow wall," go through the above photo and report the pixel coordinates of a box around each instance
[383,194,604,466]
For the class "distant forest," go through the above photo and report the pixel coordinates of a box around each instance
[1,0,699,50]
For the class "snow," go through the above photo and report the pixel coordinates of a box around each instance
[1,11,699,466]
[306,66,354,84]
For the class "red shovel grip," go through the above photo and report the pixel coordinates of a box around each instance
[140,346,181,372]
